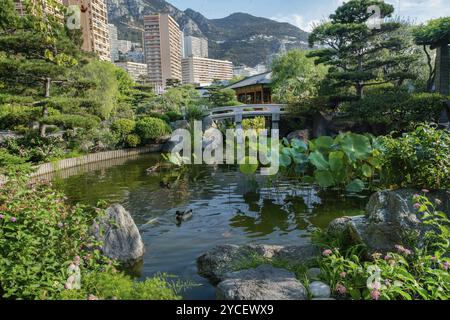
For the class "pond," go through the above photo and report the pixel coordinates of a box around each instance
[50,153,368,300]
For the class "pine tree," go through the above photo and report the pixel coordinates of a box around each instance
[308,0,419,100]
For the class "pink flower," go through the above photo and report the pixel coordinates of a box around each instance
[10,217,17,223]
[372,281,381,291]
[339,272,347,278]
[413,203,421,210]
[74,256,81,266]
[0,214,4,220]
[336,284,347,295]
[395,245,412,255]
[443,262,449,271]
[322,249,333,257]
[370,290,381,300]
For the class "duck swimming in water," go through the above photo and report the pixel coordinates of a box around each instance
[176,209,193,222]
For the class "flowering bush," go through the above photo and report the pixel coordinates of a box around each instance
[0,177,182,300]
[318,195,450,300]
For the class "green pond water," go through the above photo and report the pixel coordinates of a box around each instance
[50,153,368,300]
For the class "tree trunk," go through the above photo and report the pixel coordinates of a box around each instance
[39,77,51,137]
[423,45,436,92]
[435,42,449,96]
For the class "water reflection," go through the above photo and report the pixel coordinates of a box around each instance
[50,154,368,299]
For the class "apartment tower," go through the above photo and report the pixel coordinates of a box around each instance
[63,0,110,61]
[182,57,233,86]
[143,14,182,89]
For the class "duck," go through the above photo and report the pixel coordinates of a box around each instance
[159,181,171,189]
[146,164,160,174]
[176,209,193,222]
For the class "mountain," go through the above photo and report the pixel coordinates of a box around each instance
[106,0,310,67]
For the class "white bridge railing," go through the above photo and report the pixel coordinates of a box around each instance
[204,104,287,129]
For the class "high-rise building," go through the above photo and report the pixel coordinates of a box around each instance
[63,0,110,61]
[115,62,148,82]
[183,35,208,58]
[143,14,182,88]
[182,56,233,86]
[108,24,119,62]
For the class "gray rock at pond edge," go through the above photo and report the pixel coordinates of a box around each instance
[217,265,307,300]
[308,281,331,299]
[197,243,318,284]
[327,189,450,253]
[94,204,145,265]
[306,268,322,280]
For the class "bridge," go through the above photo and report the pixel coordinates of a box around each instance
[204,104,288,130]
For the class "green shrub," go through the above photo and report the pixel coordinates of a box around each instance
[125,134,141,148]
[3,134,67,163]
[242,116,266,133]
[165,111,183,122]
[0,149,32,175]
[135,117,171,143]
[144,112,171,124]
[111,118,136,137]
[343,92,445,133]
[317,195,450,300]
[186,105,204,121]
[0,178,113,299]
[0,105,39,130]
[379,124,450,189]
[59,272,182,300]
[43,114,100,130]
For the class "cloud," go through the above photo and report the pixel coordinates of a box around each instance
[271,14,320,32]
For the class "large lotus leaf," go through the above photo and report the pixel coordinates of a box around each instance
[340,133,372,161]
[315,136,334,153]
[346,179,365,193]
[309,151,329,171]
[329,151,345,172]
[279,153,292,168]
[314,170,335,188]
[240,156,259,174]
[293,152,309,165]
[291,139,308,151]
[302,175,315,184]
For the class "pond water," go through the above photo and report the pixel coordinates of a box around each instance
[50,154,368,300]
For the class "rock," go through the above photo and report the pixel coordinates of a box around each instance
[217,265,307,300]
[202,116,216,132]
[171,120,190,131]
[308,281,331,299]
[286,129,309,143]
[306,268,321,280]
[94,204,145,265]
[327,189,450,253]
[197,243,318,284]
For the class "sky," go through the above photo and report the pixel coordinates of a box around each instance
[168,0,450,31]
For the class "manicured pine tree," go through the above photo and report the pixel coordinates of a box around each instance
[308,0,419,100]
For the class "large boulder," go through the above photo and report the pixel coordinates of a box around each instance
[197,243,318,284]
[217,265,307,300]
[94,204,145,265]
[170,120,190,131]
[327,189,450,253]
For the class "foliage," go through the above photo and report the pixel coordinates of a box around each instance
[2,134,66,163]
[205,86,239,107]
[414,17,450,45]
[0,149,32,175]
[342,90,445,133]
[125,134,141,148]
[308,0,419,100]
[135,117,171,143]
[59,272,182,300]
[280,132,382,193]
[111,119,136,137]
[165,111,183,122]
[242,116,266,133]
[317,195,450,300]
[43,114,100,130]
[379,124,450,189]
[271,49,327,104]
[65,127,120,153]
[185,105,204,121]
[0,177,113,299]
